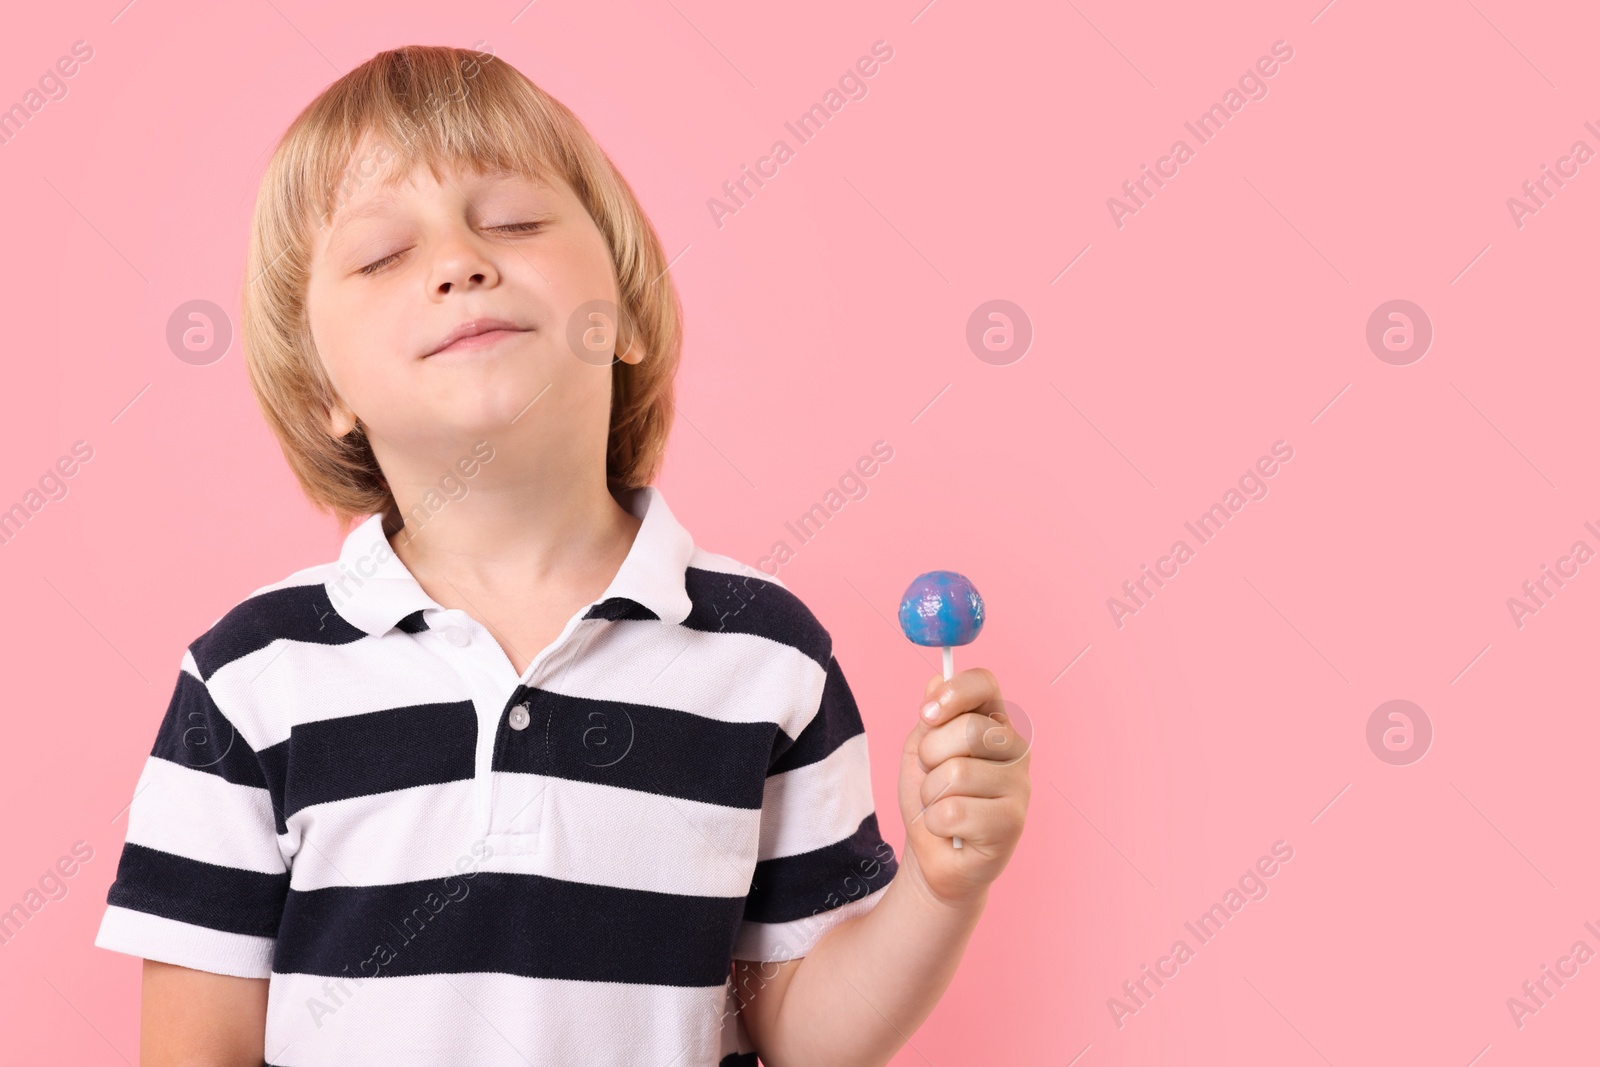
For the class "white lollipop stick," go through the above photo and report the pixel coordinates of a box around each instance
[943,644,962,850]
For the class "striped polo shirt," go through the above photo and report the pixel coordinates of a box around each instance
[94,485,900,1067]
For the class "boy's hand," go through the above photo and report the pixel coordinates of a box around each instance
[896,666,1031,909]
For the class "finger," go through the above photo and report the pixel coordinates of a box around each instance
[918,709,1027,768]
[918,666,1002,726]
[923,793,1025,847]
[918,754,1017,811]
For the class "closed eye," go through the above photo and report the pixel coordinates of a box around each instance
[356,222,548,276]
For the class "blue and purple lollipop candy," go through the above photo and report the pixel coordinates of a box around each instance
[899,570,986,848]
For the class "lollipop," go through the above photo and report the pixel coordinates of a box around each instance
[899,570,985,849]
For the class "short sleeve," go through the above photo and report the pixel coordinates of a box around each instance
[93,650,289,979]
[732,652,899,963]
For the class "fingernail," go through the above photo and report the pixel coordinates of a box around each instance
[920,700,939,720]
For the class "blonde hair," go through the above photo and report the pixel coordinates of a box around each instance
[240,44,681,534]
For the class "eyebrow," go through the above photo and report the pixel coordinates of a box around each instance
[323,170,555,246]
[327,190,405,240]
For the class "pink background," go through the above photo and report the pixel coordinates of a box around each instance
[2,1,1596,1063]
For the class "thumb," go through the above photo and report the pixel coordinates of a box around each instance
[910,673,941,739]
[902,675,943,762]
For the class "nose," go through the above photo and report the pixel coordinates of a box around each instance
[439,273,486,293]
[429,233,500,294]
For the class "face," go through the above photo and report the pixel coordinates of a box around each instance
[304,133,639,474]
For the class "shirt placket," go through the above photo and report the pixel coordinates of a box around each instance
[424,604,602,854]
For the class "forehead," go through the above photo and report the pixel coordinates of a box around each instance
[332,150,531,209]
[318,142,558,240]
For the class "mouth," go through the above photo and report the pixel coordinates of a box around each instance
[424,319,532,358]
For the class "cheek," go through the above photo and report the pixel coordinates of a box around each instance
[304,284,343,376]
[306,278,405,397]
[513,231,620,367]
[532,227,619,307]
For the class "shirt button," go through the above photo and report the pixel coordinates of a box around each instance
[509,702,531,730]
[444,626,471,647]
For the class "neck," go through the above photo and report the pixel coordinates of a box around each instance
[384,464,640,604]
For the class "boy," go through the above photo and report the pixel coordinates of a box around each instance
[94,45,1030,1066]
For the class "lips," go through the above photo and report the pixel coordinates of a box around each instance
[424,318,529,357]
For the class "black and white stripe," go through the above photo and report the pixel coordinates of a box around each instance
[95,487,899,1067]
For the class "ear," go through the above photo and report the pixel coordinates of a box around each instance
[328,396,358,438]
[615,334,646,366]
